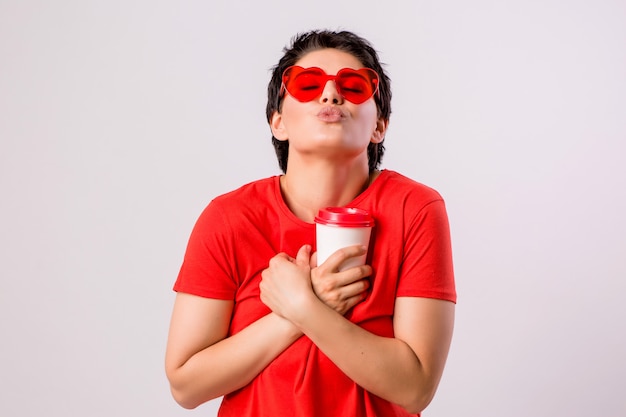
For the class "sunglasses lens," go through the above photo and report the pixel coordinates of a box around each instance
[283,67,326,102]
[282,66,379,104]
[336,69,378,104]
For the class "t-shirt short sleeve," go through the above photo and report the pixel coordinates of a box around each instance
[396,199,457,303]
[173,199,238,299]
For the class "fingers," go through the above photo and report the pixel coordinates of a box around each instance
[341,278,371,299]
[333,264,373,287]
[269,246,372,316]
[295,244,312,267]
[337,244,368,259]
[322,278,371,315]
[320,244,368,272]
[340,291,369,314]
[269,252,293,266]
[270,247,311,266]
[270,246,313,267]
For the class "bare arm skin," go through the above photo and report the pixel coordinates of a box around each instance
[164,295,301,409]
[165,245,371,409]
[260,245,455,414]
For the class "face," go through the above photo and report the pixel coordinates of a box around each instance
[271,48,386,165]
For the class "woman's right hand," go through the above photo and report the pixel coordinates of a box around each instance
[310,245,372,315]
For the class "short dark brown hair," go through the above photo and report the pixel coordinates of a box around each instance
[266,30,392,173]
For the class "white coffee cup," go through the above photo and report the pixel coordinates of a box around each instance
[314,207,375,271]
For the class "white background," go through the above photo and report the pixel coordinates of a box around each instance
[1,1,625,416]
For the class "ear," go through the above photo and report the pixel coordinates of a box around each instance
[270,111,289,141]
[370,118,388,144]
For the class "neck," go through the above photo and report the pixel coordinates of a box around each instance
[280,158,375,223]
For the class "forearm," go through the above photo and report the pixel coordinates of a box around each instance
[169,313,302,409]
[292,298,434,413]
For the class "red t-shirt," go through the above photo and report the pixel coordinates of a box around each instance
[174,170,456,416]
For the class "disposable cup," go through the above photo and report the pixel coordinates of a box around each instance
[314,207,374,271]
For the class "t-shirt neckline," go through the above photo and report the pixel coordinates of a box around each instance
[272,169,390,227]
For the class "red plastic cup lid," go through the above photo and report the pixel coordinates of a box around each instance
[314,207,374,227]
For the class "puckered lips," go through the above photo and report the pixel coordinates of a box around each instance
[317,106,346,123]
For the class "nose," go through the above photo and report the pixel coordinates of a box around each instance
[319,80,344,104]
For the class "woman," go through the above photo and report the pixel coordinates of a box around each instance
[165,30,456,417]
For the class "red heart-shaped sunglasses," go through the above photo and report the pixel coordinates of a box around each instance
[281,66,380,104]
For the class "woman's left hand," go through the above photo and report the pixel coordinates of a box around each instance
[260,245,316,321]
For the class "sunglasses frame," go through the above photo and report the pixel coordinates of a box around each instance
[281,65,380,104]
